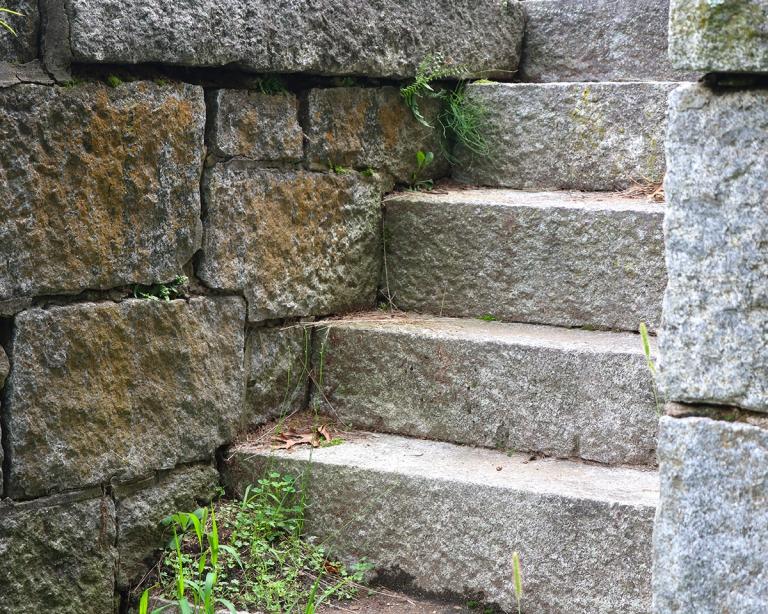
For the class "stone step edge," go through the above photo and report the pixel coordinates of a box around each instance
[227,432,659,509]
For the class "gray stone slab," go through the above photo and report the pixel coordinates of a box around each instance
[198,163,382,322]
[62,0,525,78]
[315,316,659,465]
[660,84,768,412]
[653,417,768,613]
[0,81,205,302]
[384,189,666,331]
[669,0,768,73]
[306,86,449,184]
[454,82,676,191]
[226,434,658,614]
[521,0,692,82]
[0,0,39,64]
[208,89,303,162]
[4,297,245,499]
[114,464,220,588]
[245,324,310,427]
[0,491,117,613]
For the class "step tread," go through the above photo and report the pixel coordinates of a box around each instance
[387,187,664,214]
[233,432,659,508]
[325,312,655,355]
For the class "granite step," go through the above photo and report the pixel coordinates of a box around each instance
[453,82,679,191]
[383,188,665,332]
[313,314,659,466]
[225,433,658,614]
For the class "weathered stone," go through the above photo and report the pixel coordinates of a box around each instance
[0,60,54,87]
[63,0,525,78]
[198,164,382,321]
[208,89,303,161]
[0,81,205,302]
[0,344,8,390]
[669,0,768,73]
[385,189,666,331]
[4,297,245,499]
[521,0,693,82]
[246,325,310,426]
[114,464,220,588]
[654,417,768,612]
[316,316,659,465]
[227,434,658,613]
[660,84,768,412]
[454,82,675,191]
[306,87,448,183]
[0,491,116,612]
[0,0,39,64]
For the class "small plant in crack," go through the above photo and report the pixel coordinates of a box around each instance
[134,275,188,302]
[409,150,435,191]
[0,7,22,36]
[639,322,663,416]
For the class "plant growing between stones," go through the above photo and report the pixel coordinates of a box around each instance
[512,551,523,614]
[410,150,435,191]
[0,7,22,35]
[639,322,662,415]
[134,275,188,302]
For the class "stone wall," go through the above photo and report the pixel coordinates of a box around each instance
[0,1,525,611]
[654,2,768,611]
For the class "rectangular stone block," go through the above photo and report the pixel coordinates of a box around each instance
[114,464,220,588]
[4,297,245,499]
[385,189,666,331]
[454,82,676,191]
[653,417,768,612]
[198,164,382,321]
[306,86,448,184]
[660,84,768,412]
[0,491,117,613]
[316,316,659,465]
[0,0,39,64]
[0,82,205,302]
[246,325,310,427]
[669,0,768,72]
[207,89,303,161]
[227,435,658,614]
[63,0,525,78]
[521,0,691,82]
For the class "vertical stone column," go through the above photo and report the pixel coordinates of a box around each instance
[655,2,768,611]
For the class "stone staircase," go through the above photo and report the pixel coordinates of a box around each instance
[225,2,690,612]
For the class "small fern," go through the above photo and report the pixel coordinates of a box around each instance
[400,53,469,128]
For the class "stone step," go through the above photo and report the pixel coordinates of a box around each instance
[519,0,694,82]
[314,315,659,466]
[383,188,665,332]
[453,82,679,191]
[225,434,658,614]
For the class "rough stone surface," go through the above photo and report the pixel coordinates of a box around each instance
[0,0,39,64]
[306,87,449,183]
[454,82,675,191]
[316,316,659,465]
[4,297,245,499]
[660,84,768,412]
[0,81,205,302]
[385,189,666,331]
[198,163,382,321]
[114,464,220,588]
[0,491,117,612]
[246,325,309,427]
[0,60,54,87]
[208,90,303,161]
[0,344,8,390]
[227,435,658,614]
[669,0,768,72]
[653,417,768,613]
[521,0,692,82]
[64,0,525,78]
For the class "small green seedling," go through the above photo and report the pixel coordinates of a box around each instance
[106,74,123,88]
[478,314,498,322]
[640,322,662,415]
[328,162,349,175]
[134,275,188,302]
[0,7,22,36]
[410,150,434,191]
[512,551,523,614]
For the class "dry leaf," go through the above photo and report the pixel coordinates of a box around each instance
[318,424,333,442]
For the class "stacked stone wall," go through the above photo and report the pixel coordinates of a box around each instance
[0,1,525,610]
[654,1,768,611]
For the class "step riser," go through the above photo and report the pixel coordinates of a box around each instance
[520,0,694,82]
[315,322,658,465]
[453,82,678,191]
[384,195,665,332]
[226,449,655,614]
